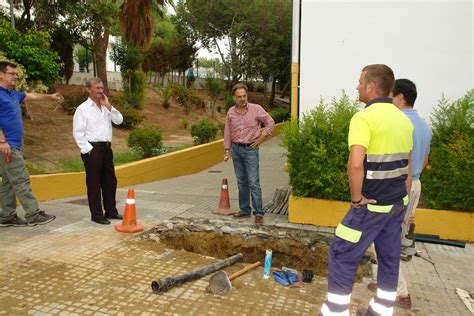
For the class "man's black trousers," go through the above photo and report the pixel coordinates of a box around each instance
[81,142,119,220]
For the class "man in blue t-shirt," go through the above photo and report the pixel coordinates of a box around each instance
[392,78,432,308]
[393,79,432,244]
[0,61,60,227]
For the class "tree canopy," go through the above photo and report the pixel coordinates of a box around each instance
[175,0,292,103]
[2,0,290,98]
[0,18,62,84]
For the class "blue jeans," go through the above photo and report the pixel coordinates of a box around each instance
[231,143,263,216]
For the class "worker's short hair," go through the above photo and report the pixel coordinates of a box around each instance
[0,61,17,73]
[232,83,249,96]
[362,64,395,97]
[393,79,417,107]
[85,77,103,88]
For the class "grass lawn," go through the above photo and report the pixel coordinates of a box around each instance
[25,146,191,175]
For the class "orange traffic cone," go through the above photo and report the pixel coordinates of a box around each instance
[212,178,236,216]
[115,189,144,233]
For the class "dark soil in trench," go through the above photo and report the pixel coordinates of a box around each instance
[143,219,373,281]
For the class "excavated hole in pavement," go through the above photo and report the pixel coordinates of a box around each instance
[141,217,373,280]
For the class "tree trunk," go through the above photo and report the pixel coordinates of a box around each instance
[94,29,110,93]
[230,34,240,88]
[269,77,277,108]
[92,53,97,77]
[279,81,289,98]
[213,38,231,90]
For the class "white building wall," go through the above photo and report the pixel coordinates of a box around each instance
[299,0,473,120]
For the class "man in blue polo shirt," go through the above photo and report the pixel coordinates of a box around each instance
[392,78,432,308]
[320,64,413,316]
[0,61,60,227]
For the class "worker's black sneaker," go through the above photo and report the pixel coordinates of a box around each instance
[0,215,28,227]
[29,211,56,226]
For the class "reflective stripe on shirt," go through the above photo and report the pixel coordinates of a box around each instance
[366,152,409,162]
[366,166,409,180]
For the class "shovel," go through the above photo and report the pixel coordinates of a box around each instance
[208,261,260,295]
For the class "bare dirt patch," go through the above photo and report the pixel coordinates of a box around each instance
[20,85,232,172]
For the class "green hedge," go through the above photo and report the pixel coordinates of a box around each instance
[124,69,146,109]
[270,107,290,123]
[282,90,473,212]
[190,119,218,145]
[223,92,234,112]
[119,106,144,130]
[128,128,162,158]
[281,93,358,200]
[162,82,193,114]
[172,83,192,114]
[420,90,473,211]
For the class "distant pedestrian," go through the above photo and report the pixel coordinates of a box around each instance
[73,77,123,225]
[186,67,195,88]
[320,64,413,316]
[0,61,58,227]
[223,83,275,224]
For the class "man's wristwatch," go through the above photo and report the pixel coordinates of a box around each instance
[351,197,362,204]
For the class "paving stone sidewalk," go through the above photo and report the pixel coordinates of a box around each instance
[0,136,472,315]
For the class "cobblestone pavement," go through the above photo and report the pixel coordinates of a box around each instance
[0,137,472,315]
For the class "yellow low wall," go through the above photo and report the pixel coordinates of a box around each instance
[29,123,285,202]
[289,195,473,242]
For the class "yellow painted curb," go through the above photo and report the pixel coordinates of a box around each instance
[29,123,285,202]
[289,195,473,242]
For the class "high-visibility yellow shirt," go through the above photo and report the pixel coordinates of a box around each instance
[348,98,413,205]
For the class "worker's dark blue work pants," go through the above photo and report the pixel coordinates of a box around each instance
[321,199,407,315]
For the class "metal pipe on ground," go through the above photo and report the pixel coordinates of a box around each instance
[416,234,466,248]
[151,253,244,293]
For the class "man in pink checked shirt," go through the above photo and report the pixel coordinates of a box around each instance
[223,83,275,224]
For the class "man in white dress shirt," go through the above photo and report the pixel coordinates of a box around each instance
[73,78,123,225]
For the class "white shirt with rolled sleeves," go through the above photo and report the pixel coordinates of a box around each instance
[72,98,123,154]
